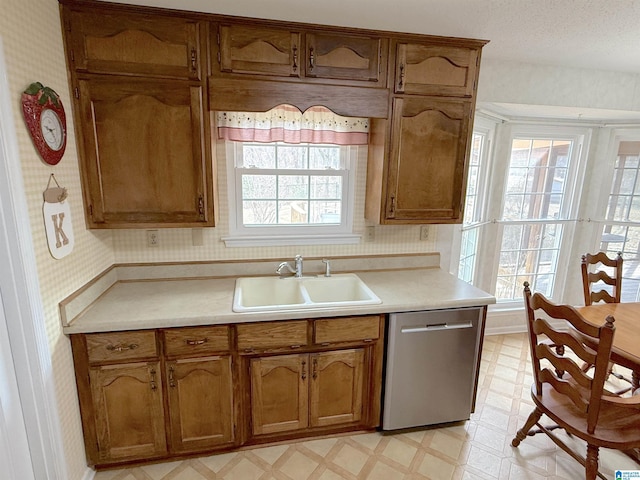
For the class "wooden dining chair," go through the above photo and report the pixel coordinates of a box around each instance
[581,251,623,306]
[581,251,633,392]
[513,282,640,480]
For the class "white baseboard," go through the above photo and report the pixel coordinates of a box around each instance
[81,467,95,480]
[484,308,527,336]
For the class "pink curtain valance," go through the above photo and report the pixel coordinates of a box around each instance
[216,105,369,145]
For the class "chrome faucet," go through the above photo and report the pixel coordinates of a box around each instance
[322,258,331,277]
[276,255,304,277]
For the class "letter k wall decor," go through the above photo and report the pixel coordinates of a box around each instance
[43,174,74,259]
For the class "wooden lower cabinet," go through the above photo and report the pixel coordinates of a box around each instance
[166,356,234,452]
[310,349,365,427]
[89,361,167,462]
[249,348,368,438]
[250,354,309,435]
[70,315,384,468]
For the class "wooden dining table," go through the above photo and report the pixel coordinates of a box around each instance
[577,302,640,391]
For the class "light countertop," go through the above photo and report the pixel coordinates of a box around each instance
[63,267,495,334]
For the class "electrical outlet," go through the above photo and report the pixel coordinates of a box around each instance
[365,226,375,242]
[419,226,430,241]
[147,230,159,247]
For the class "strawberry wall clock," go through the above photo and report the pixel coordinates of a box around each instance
[21,82,67,165]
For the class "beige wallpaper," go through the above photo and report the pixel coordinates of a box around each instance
[2,1,114,479]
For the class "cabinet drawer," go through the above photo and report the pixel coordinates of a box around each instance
[86,331,158,363]
[314,316,380,344]
[164,326,230,356]
[237,321,308,352]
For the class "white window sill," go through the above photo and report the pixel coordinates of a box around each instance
[222,233,362,247]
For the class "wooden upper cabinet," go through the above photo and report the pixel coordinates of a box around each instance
[218,24,302,78]
[64,8,203,80]
[76,77,213,228]
[394,42,480,97]
[384,96,473,223]
[304,32,387,85]
[215,24,388,86]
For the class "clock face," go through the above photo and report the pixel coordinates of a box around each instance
[21,82,67,165]
[40,109,65,151]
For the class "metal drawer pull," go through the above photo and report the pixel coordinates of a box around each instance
[363,338,373,343]
[301,360,307,380]
[312,358,318,379]
[106,343,138,352]
[290,344,301,349]
[185,338,208,346]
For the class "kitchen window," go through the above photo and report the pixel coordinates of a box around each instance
[218,106,365,246]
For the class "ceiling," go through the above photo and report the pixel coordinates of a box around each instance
[101,0,640,121]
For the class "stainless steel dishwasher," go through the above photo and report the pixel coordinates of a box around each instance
[382,307,484,431]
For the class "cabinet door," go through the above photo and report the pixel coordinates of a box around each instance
[166,356,234,452]
[395,43,479,97]
[304,32,387,85]
[89,362,166,462]
[76,77,212,228]
[218,24,301,77]
[309,349,365,427]
[385,96,472,223]
[65,8,202,79]
[250,354,308,435]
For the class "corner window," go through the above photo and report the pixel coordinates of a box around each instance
[600,140,640,300]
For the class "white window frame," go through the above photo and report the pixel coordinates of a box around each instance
[593,128,640,302]
[222,141,360,247]
[490,125,589,308]
[454,116,495,284]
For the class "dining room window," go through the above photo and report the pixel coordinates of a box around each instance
[494,129,585,302]
[599,140,640,300]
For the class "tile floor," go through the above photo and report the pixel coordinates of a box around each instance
[93,333,639,479]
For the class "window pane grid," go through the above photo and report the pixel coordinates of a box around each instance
[606,153,640,221]
[602,142,640,301]
[237,143,346,227]
[599,224,640,302]
[497,135,573,301]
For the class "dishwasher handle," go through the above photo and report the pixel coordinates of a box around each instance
[400,321,473,333]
